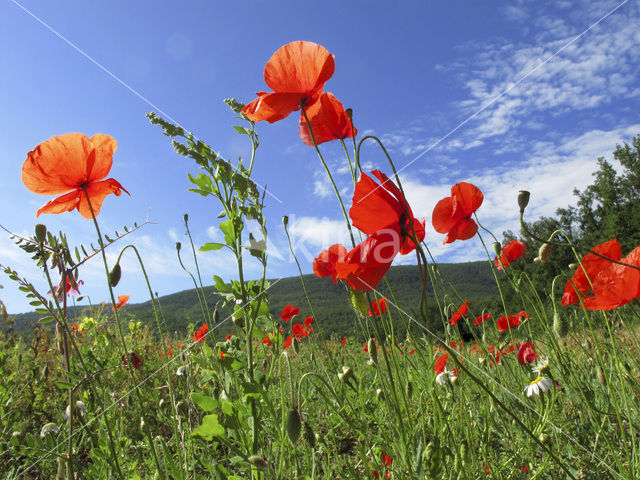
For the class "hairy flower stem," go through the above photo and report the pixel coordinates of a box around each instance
[82,188,164,479]
[301,106,356,248]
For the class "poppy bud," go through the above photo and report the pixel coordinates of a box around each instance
[286,408,301,444]
[345,108,353,119]
[406,381,413,399]
[282,216,289,227]
[539,433,550,444]
[553,311,567,338]
[183,213,189,223]
[538,243,552,262]
[293,337,300,354]
[303,421,316,448]
[492,242,502,256]
[176,242,182,252]
[568,263,577,270]
[367,338,377,364]
[35,224,47,243]
[596,366,606,386]
[248,455,268,469]
[109,263,122,287]
[212,307,220,324]
[518,190,530,212]
[140,417,145,429]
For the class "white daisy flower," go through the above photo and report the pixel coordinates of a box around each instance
[524,376,553,397]
[435,369,457,386]
[532,356,550,376]
[40,423,60,437]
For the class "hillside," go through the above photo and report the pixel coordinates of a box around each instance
[8,261,498,338]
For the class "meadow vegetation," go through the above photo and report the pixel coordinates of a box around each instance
[2,41,640,480]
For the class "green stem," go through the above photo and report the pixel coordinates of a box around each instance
[81,187,164,479]
[301,106,356,248]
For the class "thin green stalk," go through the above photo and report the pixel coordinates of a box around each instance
[81,188,164,479]
[301,106,356,248]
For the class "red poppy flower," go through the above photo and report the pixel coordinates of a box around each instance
[304,316,314,327]
[341,336,347,346]
[242,41,335,123]
[72,323,78,331]
[494,240,527,270]
[280,305,300,322]
[22,133,129,218]
[334,227,400,291]
[448,301,469,326]
[225,334,234,341]
[193,322,209,342]
[313,244,348,283]
[350,170,425,255]
[581,246,640,311]
[434,353,449,374]
[113,294,130,310]
[496,314,522,332]
[432,182,484,244]
[381,452,392,467]
[262,336,272,346]
[474,313,492,326]
[283,335,293,349]
[517,341,537,365]
[299,92,356,146]
[292,323,308,340]
[368,297,389,316]
[561,239,627,307]
[122,352,142,370]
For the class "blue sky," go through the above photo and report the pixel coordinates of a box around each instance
[1,0,639,313]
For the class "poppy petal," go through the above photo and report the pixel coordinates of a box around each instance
[431,197,456,234]
[263,41,335,98]
[36,190,83,217]
[298,93,356,146]
[243,92,305,123]
[451,182,484,217]
[77,178,129,219]
[350,171,403,235]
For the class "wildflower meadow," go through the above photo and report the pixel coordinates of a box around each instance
[3,36,640,480]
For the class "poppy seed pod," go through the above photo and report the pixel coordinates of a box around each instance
[109,263,122,287]
[518,190,530,212]
[492,242,502,256]
[538,243,553,262]
[35,224,47,243]
[286,409,302,444]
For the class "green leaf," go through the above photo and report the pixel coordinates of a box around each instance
[200,242,226,252]
[251,327,266,340]
[219,220,236,245]
[55,381,75,390]
[190,393,220,412]
[38,316,54,324]
[233,126,250,135]
[192,414,225,441]
[213,275,231,292]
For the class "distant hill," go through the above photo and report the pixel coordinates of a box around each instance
[8,261,498,338]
